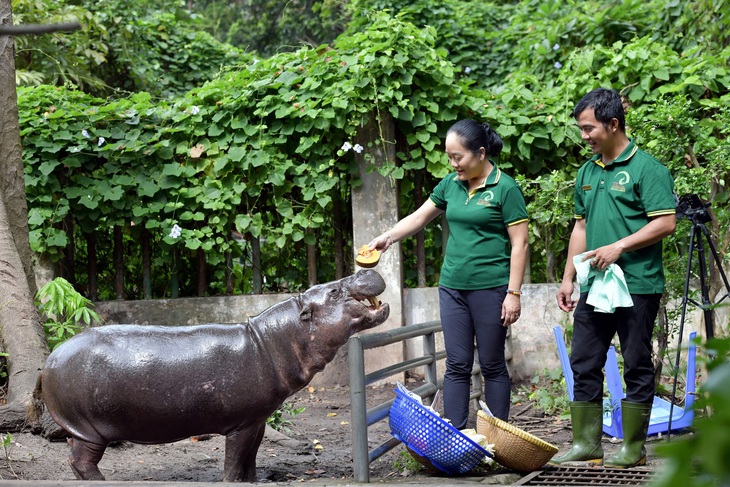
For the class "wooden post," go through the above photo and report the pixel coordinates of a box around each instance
[142,228,152,299]
[62,215,76,286]
[197,248,206,297]
[307,228,317,287]
[170,247,179,298]
[414,170,426,287]
[86,232,98,301]
[225,250,234,295]
[250,233,262,294]
[113,226,125,299]
[333,181,345,280]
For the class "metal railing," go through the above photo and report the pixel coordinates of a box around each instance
[347,320,482,483]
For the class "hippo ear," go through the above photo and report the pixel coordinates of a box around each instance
[299,305,312,322]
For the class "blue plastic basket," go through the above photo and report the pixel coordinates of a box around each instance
[389,387,492,475]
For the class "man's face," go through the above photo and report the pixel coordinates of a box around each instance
[575,108,618,155]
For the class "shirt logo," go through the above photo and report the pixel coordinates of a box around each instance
[477,190,494,206]
[611,171,630,193]
[581,185,592,191]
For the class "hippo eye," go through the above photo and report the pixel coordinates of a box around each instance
[328,287,340,299]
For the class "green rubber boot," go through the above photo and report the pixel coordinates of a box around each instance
[549,401,604,465]
[604,400,652,468]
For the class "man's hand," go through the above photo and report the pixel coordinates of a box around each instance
[585,241,624,271]
[557,281,577,312]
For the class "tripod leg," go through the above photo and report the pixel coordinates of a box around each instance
[668,225,696,439]
[701,223,730,309]
[695,228,714,339]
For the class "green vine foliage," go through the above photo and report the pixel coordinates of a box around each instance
[17,4,730,295]
[13,0,250,99]
[12,0,110,91]
[19,12,485,296]
[97,11,249,98]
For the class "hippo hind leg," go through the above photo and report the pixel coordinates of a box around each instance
[67,437,107,480]
[223,424,265,482]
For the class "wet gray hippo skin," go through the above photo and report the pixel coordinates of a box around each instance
[35,270,389,482]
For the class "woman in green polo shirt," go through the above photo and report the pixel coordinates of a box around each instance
[367,119,529,426]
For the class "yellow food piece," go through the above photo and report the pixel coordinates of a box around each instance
[355,245,380,268]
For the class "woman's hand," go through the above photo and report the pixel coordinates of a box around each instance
[501,293,521,327]
[368,232,394,252]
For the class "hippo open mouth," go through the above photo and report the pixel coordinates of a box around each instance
[361,295,383,310]
[350,288,386,313]
[347,270,389,329]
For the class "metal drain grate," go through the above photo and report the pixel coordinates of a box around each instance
[513,466,657,486]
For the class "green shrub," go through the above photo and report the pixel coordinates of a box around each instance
[35,277,102,350]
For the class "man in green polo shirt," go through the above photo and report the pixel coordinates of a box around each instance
[554,88,676,468]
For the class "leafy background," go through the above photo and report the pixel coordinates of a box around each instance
[13,0,730,303]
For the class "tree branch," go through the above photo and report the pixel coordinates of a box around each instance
[0,22,80,36]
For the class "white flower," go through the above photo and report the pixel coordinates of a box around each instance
[190,106,200,115]
[464,66,472,74]
[169,224,182,239]
[341,141,352,152]
[353,144,364,154]
[98,137,106,147]
[553,43,560,51]
[554,61,563,69]
[82,129,90,139]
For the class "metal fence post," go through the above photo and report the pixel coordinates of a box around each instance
[422,330,437,406]
[348,336,369,482]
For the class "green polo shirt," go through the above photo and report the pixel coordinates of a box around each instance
[574,139,675,294]
[430,165,528,290]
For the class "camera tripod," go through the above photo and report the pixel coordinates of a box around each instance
[668,216,730,438]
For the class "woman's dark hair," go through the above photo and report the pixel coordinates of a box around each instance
[447,119,503,157]
[573,88,626,132]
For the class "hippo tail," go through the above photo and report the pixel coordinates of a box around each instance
[26,372,45,425]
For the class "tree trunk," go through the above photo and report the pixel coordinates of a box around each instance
[0,0,50,431]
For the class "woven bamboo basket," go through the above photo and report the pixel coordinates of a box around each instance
[476,410,558,472]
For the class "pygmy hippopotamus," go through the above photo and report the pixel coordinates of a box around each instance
[29,269,389,482]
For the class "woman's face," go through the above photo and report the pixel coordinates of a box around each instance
[445,132,485,182]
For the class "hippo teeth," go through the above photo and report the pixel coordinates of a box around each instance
[366,297,381,309]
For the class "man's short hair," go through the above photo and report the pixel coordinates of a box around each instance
[573,88,626,132]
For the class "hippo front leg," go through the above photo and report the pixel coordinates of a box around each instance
[67,437,107,480]
[223,423,266,482]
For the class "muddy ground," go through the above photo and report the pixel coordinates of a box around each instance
[0,380,673,483]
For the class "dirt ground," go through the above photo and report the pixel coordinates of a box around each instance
[0,380,673,483]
